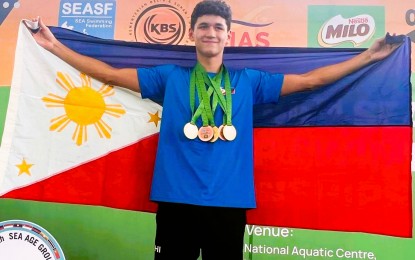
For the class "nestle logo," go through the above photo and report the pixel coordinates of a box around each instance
[318,14,375,47]
[348,17,369,24]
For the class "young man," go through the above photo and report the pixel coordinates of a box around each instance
[28,0,399,259]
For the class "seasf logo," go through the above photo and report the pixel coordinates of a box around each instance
[308,6,384,48]
[59,0,116,39]
[0,220,65,259]
[129,2,188,44]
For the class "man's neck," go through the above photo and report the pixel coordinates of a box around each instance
[197,56,223,73]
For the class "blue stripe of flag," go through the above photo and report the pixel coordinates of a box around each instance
[50,26,411,127]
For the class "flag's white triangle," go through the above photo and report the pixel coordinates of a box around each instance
[0,22,162,195]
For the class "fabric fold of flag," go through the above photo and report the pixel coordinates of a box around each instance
[0,22,412,237]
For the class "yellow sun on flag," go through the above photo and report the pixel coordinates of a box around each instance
[42,72,126,146]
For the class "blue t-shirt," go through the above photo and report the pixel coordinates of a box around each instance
[138,65,283,208]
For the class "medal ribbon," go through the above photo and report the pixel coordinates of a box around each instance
[204,66,232,126]
[189,63,232,128]
[195,68,215,127]
[189,64,215,127]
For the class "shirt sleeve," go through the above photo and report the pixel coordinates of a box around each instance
[137,64,177,99]
[244,68,284,105]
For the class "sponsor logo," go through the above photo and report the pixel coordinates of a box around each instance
[308,6,385,48]
[129,2,273,46]
[0,0,19,26]
[129,2,189,45]
[318,14,375,47]
[405,9,415,42]
[58,0,116,39]
[0,220,65,259]
[229,19,272,47]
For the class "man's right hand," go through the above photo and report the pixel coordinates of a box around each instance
[24,17,57,52]
[22,16,141,93]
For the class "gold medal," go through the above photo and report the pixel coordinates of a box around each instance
[210,126,220,142]
[183,122,198,139]
[223,125,237,141]
[198,125,214,141]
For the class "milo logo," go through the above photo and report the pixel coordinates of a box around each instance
[318,14,375,47]
[308,6,385,48]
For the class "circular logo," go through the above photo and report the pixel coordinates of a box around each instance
[0,220,65,259]
[131,3,188,45]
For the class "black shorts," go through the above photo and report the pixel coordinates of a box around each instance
[154,202,247,260]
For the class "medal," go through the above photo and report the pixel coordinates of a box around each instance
[187,63,236,142]
[210,68,237,141]
[198,125,214,141]
[222,125,237,141]
[218,125,226,141]
[210,126,220,142]
[183,122,198,139]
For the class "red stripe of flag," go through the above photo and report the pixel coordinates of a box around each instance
[3,126,412,237]
[249,126,412,237]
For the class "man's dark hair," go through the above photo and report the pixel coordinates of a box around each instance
[190,0,232,31]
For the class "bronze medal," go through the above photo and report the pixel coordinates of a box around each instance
[183,122,198,139]
[218,125,226,141]
[198,125,214,141]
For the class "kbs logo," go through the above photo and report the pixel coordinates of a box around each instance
[129,2,188,45]
[318,14,375,47]
[308,6,384,48]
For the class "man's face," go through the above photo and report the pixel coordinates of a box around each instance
[189,15,231,59]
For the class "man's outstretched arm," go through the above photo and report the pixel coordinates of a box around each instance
[28,17,140,93]
[281,35,401,96]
